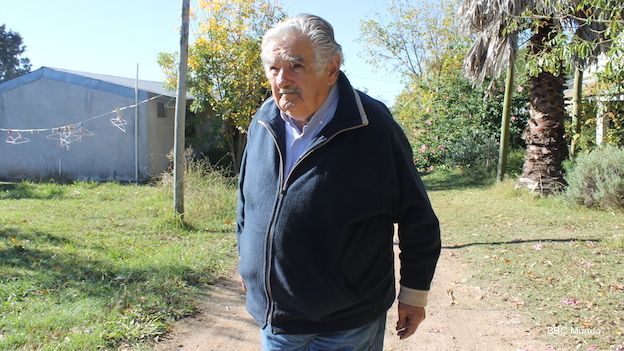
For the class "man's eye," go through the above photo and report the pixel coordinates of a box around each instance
[293,64,304,70]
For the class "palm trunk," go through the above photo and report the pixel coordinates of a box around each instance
[517,21,567,194]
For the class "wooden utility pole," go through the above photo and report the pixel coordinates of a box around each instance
[570,67,583,156]
[173,0,190,217]
[135,63,139,183]
[496,61,515,182]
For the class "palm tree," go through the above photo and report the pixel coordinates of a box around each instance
[459,0,570,194]
[519,18,568,194]
[460,0,614,194]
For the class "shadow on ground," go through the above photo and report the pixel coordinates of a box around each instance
[0,225,217,304]
[420,170,496,191]
[0,182,66,200]
[442,237,601,249]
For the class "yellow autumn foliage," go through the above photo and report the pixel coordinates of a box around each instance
[158,0,285,170]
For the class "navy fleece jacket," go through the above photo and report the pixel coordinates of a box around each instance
[236,72,441,334]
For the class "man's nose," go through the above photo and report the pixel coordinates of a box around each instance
[276,68,292,86]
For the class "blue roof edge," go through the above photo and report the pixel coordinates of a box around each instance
[0,67,176,99]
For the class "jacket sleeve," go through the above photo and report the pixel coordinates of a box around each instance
[391,121,441,291]
[236,136,249,255]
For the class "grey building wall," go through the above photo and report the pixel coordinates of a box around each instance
[0,76,163,182]
[145,96,175,178]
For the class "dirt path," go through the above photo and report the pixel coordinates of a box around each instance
[152,247,547,351]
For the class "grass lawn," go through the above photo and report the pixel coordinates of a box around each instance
[423,170,624,351]
[0,169,237,350]
[1,168,622,350]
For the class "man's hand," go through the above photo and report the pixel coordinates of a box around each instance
[396,302,425,339]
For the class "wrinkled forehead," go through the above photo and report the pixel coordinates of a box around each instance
[261,34,313,66]
[263,51,305,66]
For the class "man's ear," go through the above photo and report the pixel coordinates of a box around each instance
[326,55,340,85]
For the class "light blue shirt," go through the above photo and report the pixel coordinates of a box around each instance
[281,84,339,178]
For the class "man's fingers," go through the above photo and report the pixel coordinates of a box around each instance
[396,302,425,340]
[396,306,411,339]
[395,306,408,330]
[396,315,406,332]
[397,318,419,339]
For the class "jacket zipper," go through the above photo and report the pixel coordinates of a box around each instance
[257,120,284,327]
[257,119,367,327]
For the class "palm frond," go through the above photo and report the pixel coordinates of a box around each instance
[463,30,517,86]
[458,0,532,85]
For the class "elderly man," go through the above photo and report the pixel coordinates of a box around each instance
[236,14,441,350]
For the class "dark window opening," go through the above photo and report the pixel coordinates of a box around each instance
[157,102,167,118]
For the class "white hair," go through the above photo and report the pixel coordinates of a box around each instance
[261,14,344,74]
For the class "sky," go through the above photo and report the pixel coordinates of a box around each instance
[3,0,406,106]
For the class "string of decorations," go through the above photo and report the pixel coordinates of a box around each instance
[1,94,169,150]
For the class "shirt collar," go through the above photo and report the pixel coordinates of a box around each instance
[280,84,339,133]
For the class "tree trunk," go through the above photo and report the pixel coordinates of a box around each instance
[517,21,567,195]
[223,118,246,174]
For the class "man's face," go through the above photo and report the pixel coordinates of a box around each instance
[264,34,338,121]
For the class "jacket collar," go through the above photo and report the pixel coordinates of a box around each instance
[257,71,369,140]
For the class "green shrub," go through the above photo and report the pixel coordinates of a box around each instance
[446,130,498,177]
[506,149,525,176]
[564,146,624,209]
[395,57,530,172]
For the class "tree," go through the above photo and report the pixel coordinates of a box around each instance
[359,0,530,175]
[516,1,623,84]
[521,1,624,154]
[0,24,31,83]
[459,0,624,193]
[459,1,596,194]
[521,19,569,194]
[159,0,285,173]
[359,0,468,80]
